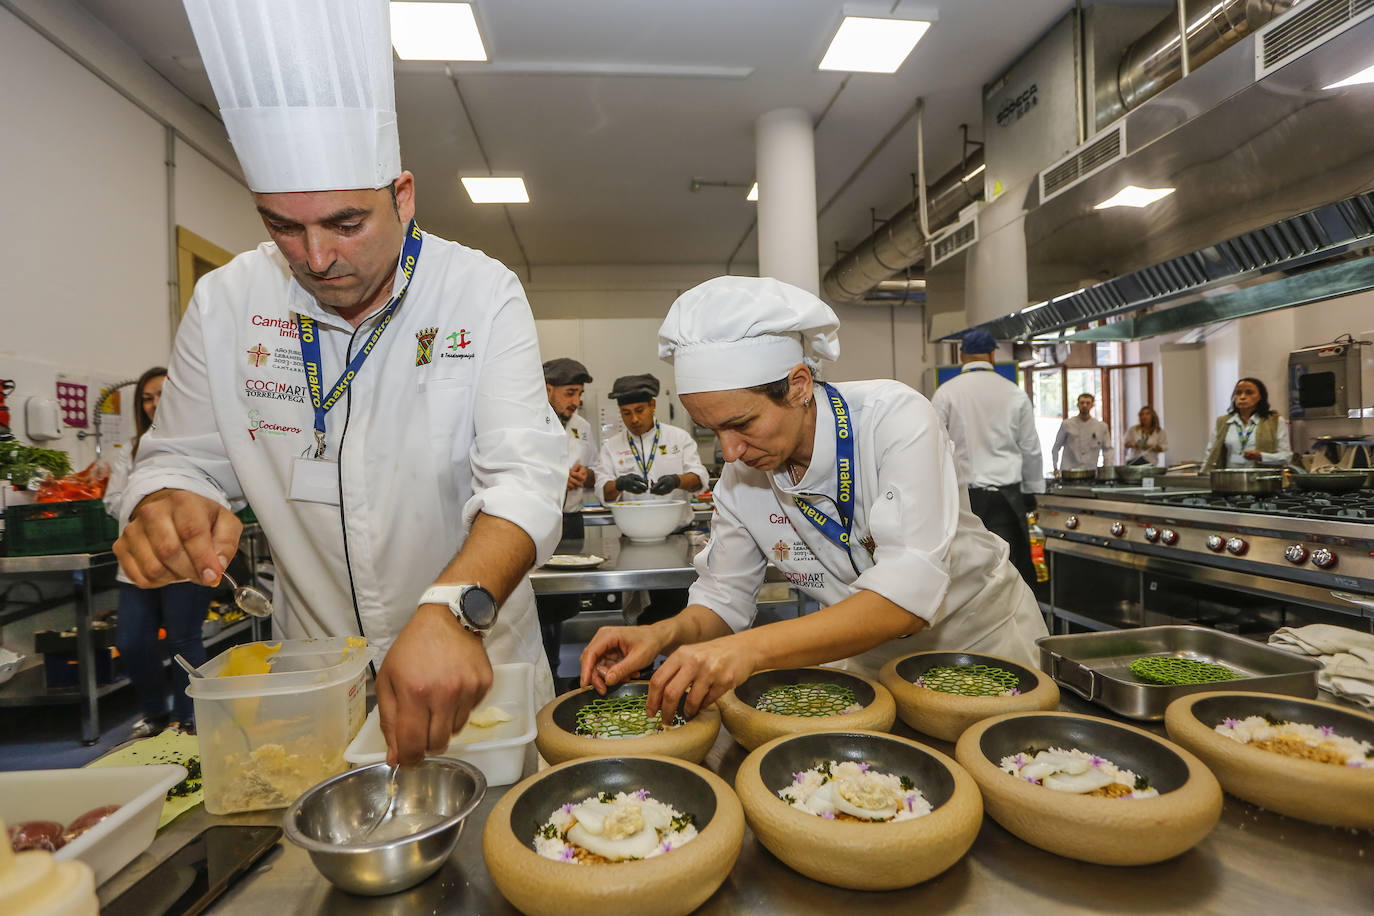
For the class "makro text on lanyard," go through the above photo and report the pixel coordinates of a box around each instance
[297,220,423,459]
[628,422,661,478]
[792,383,860,559]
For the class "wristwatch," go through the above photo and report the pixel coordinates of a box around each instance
[418,584,498,638]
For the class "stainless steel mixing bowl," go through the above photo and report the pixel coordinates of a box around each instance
[283,756,486,896]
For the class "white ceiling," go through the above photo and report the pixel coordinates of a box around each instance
[75,0,1088,275]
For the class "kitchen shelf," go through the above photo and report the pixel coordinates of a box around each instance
[0,618,255,708]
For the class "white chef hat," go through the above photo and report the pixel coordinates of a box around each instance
[658,276,841,395]
[183,0,401,193]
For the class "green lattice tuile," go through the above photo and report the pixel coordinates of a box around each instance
[915,664,1021,697]
[754,683,859,717]
[1129,655,1241,685]
[575,694,675,738]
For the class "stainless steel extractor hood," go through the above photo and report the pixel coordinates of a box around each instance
[952,0,1374,342]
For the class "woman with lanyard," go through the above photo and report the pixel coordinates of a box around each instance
[1200,377,1292,471]
[580,276,1048,719]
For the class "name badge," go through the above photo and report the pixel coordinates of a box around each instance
[290,456,341,506]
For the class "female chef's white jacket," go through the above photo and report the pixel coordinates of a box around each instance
[689,379,1048,677]
[120,233,568,699]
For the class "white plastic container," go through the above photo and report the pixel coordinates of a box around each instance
[345,662,534,786]
[186,637,376,814]
[0,764,185,886]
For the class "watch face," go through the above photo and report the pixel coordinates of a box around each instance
[463,586,498,629]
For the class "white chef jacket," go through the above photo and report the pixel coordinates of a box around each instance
[562,412,598,512]
[931,362,1045,493]
[1203,414,1292,468]
[1052,415,1111,470]
[121,232,566,703]
[103,446,134,586]
[1122,425,1169,466]
[689,380,1047,678]
[595,421,708,525]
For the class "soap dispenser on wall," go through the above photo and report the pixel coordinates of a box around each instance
[24,397,62,441]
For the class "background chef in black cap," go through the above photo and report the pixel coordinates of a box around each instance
[595,372,709,625]
[543,357,598,516]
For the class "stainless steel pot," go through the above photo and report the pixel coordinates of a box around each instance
[1289,470,1369,493]
[1095,465,1119,482]
[1116,464,1159,484]
[1209,468,1283,494]
[1059,468,1097,482]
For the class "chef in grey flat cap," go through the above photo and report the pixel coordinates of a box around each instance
[594,373,708,511]
[543,358,597,514]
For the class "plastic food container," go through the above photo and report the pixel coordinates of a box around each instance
[186,637,376,814]
[0,764,186,886]
[345,662,535,786]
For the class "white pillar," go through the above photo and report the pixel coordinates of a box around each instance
[755,107,819,295]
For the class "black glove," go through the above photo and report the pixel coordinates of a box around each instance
[649,474,682,495]
[1022,492,1037,513]
[615,473,649,494]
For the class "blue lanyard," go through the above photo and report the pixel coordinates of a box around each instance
[791,384,857,557]
[1235,418,1257,450]
[297,220,422,458]
[627,422,661,477]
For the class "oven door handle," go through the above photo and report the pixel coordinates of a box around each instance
[1331,591,1374,611]
[1049,653,1099,701]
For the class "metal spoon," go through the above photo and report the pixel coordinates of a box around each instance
[174,653,254,750]
[358,764,401,841]
[219,570,274,618]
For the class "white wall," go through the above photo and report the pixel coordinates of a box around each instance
[0,5,263,470]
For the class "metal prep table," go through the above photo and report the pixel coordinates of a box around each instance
[96,690,1374,914]
[0,525,271,744]
[529,526,705,595]
[579,506,715,527]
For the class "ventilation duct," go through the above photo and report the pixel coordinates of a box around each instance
[822,152,983,303]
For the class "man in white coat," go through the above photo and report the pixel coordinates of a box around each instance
[1053,393,1112,472]
[595,373,708,625]
[115,0,566,766]
[931,329,1044,586]
[543,358,597,516]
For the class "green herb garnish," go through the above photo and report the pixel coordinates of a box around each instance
[754,683,858,717]
[1129,655,1241,686]
[1134,774,1150,791]
[576,695,679,738]
[915,664,1021,696]
[899,775,915,792]
[598,791,614,803]
[537,823,558,840]
[669,813,696,833]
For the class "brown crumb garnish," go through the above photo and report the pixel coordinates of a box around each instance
[1250,736,1348,765]
[1087,782,1134,799]
[830,811,892,823]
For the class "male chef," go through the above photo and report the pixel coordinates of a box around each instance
[594,373,708,624]
[931,329,1044,586]
[1053,393,1112,472]
[114,0,566,766]
[543,357,597,515]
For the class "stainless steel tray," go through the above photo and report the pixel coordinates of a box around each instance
[1036,626,1321,720]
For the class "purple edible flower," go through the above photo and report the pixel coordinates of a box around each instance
[1223,717,1239,729]
[634,788,650,801]
[559,846,576,862]
[1319,726,1335,737]
[820,811,835,820]
[1090,755,1105,768]
[857,762,871,773]
[1026,777,1042,785]
[793,771,806,782]
[904,794,916,812]
[659,840,673,853]
[560,802,574,814]
[1009,688,1021,696]
[1012,753,1028,767]
[1347,760,1363,769]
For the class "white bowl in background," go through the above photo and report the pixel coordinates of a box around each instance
[608,499,687,543]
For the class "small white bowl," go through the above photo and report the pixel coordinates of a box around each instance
[608,500,687,543]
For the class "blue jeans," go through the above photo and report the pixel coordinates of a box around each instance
[116,582,213,723]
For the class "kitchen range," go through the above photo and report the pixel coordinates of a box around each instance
[1038,481,1374,636]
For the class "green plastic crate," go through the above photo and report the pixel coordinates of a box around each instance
[2,499,119,556]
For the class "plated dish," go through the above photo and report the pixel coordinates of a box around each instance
[735,730,981,890]
[879,651,1059,741]
[1164,691,1374,828]
[542,554,608,570]
[718,667,895,750]
[956,712,1221,865]
[483,755,743,916]
[535,683,720,765]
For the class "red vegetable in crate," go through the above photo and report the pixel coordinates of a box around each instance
[35,459,110,503]
[9,819,66,852]
[63,804,121,843]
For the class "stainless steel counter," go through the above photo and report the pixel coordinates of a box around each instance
[529,527,705,594]
[97,693,1374,915]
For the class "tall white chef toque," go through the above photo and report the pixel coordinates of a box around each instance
[182,0,400,193]
[658,276,841,395]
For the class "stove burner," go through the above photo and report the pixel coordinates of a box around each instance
[1159,490,1374,520]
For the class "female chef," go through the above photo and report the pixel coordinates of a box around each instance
[580,276,1048,718]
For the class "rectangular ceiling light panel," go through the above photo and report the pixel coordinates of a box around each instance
[390,2,487,61]
[746,182,759,201]
[819,16,931,73]
[461,176,529,203]
[1094,185,1176,210]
